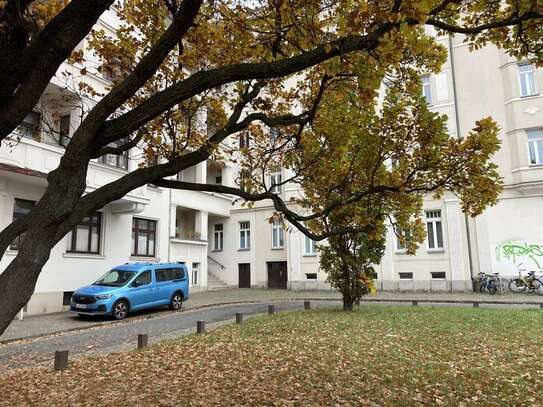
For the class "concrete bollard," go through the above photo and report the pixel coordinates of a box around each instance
[304,300,311,310]
[268,305,275,315]
[235,313,243,324]
[197,320,206,334]
[137,334,148,349]
[412,300,418,307]
[473,301,480,308]
[54,350,69,371]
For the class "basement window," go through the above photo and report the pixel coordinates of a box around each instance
[63,291,74,306]
[305,273,317,280]
[399,272,413,280]
[431,272,446,279]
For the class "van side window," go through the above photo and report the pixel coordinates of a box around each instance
[134,270,151,286]
[156,268,184,282]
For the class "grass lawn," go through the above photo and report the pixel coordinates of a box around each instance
[1,306,542,406]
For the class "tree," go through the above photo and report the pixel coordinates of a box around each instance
[295,73,501,310]
[0,0,542,334]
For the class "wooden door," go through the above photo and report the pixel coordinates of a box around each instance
[238,263,251,288]
[267,261,287,289]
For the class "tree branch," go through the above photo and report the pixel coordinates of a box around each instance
[0,0,115,139]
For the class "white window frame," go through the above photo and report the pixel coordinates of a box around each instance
[239,221,250,250]
[518,63,537,97]
[425,210,444,252]
[395,228,409,254]
[192,262,199,286]
[269,170,282,194]
[527,129,543,165]
[271,220,284,249]
[422,76,432,105]
[303,235,317,256]
[213,224,224,251]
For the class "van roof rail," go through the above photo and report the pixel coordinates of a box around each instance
[176,261,185,264]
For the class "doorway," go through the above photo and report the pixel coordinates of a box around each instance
[238,263,251,288]
[267,261,287,289]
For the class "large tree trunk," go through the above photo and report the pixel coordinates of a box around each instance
[0,150,91,334]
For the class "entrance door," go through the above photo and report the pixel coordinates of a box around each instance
[238,263,251,288]
[267,261,287,289]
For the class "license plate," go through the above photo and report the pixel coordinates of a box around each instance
[75,303,87,309]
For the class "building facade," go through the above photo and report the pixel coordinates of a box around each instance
[1,12,543,316]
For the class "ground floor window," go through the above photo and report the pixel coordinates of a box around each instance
[305,273,317,280]
[10,198,36,250]
[66,212,102,254]
[132,218,157,257]
[192,262,199,286]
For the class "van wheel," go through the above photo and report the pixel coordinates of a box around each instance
[112,300,129,320]
[169,292,183,311]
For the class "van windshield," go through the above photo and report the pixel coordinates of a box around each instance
[93,270,135,287]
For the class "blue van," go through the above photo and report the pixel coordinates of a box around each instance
[70,262,189,320]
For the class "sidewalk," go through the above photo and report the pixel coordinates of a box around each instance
[1,288,541,343]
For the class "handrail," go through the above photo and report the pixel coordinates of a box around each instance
[208,255,225,270]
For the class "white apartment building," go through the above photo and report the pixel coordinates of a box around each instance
[1,11,543,316]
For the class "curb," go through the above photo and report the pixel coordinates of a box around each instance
[0,298,341,345]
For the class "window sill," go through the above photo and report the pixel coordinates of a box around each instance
[520,93,540,99]
[211,249,223,253]
[302,254,317,257]
[395,250,408,255]
[238,248,250,252]
[427,249,445,254]
[271,247,284,251]
[129,256,159,262]
[63,253,105,259]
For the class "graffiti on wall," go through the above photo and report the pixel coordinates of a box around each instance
[492,240,543,276]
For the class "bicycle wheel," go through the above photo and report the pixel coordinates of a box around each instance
[488,281,497,295]
[532,278,543,295]
[509,279,527,293]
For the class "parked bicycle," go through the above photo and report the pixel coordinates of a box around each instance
[478,272,499,295]
[508,270,543,294]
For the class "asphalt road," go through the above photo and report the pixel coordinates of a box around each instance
[0,300,339,371]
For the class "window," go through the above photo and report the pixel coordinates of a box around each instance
[239,170,250,192]
[431,271,446,279]
[519,64,537,97]
[215,175,222,184]
[271,220,284,249]
[395,228,411,252]
[422,76,432,105]
[269,171,282,194]
[59,114,71,147]
[270,127,280,144]
[425,210,444,250]
[213,224,224,251]
[134,270,151,286]
[239,133,250,149]
[18,111,40,140]
[192,262,199,286]
[10,199,35,250]
[239,221,250,250]
[99,138,129,169]
[63,291,74,306]
[156,268,184,282]
[66,212,102,254]
[304,235,317,256]
[399,272,413,280]
[527,129,543,165]
[305,273,317,280]
[132,218,157,257]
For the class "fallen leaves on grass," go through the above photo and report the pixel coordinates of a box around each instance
[1,306,542,406]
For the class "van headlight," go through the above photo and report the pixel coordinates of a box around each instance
[95,294,113,300]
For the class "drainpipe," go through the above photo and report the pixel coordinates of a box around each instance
[167,188,172,262]
[449,34,475,290]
